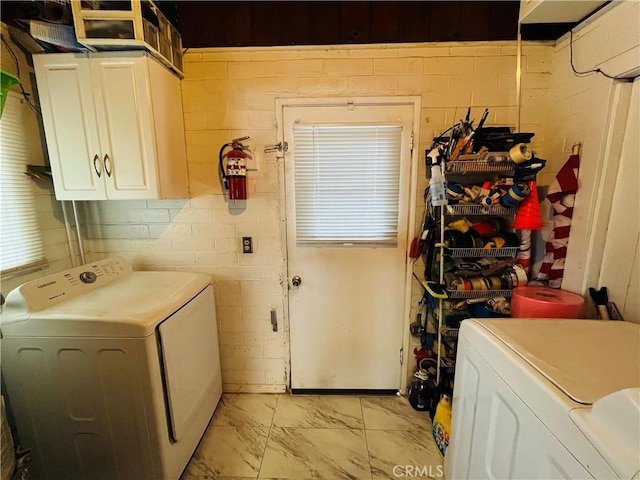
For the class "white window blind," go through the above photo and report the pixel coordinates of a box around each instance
[293,124,402,246]
[0,93,45,274]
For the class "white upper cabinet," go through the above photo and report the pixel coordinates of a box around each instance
[34,52,189,201]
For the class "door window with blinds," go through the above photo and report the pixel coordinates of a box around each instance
[0,93,45,275]
[292,124,402,246]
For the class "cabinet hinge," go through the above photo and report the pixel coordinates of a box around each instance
[410,132,414,154]
[400,347,404,366]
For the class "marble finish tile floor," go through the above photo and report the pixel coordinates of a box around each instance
[182,394,443,480]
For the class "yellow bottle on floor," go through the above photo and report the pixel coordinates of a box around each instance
[432,393,452,457]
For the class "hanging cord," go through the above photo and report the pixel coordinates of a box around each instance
[60,201,79,268]
[569,30,637,82]
[0,34,42,115]
[71,200,86,265]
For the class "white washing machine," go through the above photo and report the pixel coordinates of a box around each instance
[0,257,222,480]
[445,318,640,480]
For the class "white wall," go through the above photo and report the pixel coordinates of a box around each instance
[540,0,640,305]
[0,24,81,295]
[83,40,554,391]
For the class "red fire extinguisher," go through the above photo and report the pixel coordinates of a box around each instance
[219,136,250,200]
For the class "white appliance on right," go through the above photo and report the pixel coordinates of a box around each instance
[445,318,640,480]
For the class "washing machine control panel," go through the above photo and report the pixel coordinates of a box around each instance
[13,257,133,312]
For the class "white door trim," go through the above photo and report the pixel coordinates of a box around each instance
[275,96,421,393]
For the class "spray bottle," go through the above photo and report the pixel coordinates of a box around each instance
[428,148,447,207]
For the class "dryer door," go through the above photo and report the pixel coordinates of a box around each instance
[157,285,221,441]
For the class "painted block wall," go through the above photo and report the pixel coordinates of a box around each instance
[83,41,554,391]
[539,1,640,302]
[0,25,81,294]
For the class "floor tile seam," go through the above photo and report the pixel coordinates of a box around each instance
[256,393,281,478]
[271,424,365,430]
[364,427,428,431]
[270,393,281,427]
[359,397,375,479]
[204,424,272,431]
[254,429,272,478]
[273,425,365,432]
[360,396,373,431]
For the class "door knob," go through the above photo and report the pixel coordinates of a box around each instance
[291,276,302,287]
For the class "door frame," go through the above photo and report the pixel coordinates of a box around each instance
[275,96,422,393]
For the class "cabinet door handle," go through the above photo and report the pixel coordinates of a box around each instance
[103,154,112,178]
[93,154,102,178]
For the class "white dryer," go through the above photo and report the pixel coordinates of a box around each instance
[445,318,640,480]
[0,257,222,480]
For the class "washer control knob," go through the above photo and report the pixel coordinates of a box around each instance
[79,271,97,284]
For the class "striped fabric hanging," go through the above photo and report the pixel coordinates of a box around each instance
[537,153,581,288]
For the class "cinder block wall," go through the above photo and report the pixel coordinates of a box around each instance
[84,41,554,391]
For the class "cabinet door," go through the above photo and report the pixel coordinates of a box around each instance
[91,56,159,199]
[34,55,107,200]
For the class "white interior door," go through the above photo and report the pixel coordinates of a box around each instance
[283,102,415,390]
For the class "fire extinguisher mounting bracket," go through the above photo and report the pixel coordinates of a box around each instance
[219,136,251,200]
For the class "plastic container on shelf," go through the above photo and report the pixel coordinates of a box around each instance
[143,18,159,50]
[71,0,183,77]
[170,25,183,71]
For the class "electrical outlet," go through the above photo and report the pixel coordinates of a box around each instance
[242,237,253,254]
